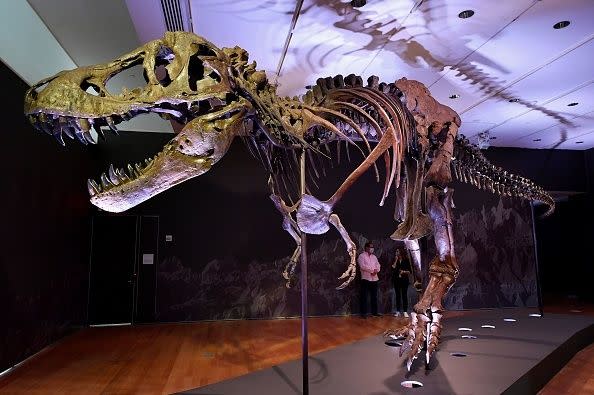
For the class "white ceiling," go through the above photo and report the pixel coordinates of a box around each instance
[2,0,593,149]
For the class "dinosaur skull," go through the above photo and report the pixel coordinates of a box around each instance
[24,32,254,212]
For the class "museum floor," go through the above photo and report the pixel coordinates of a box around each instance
[0,305,592,394]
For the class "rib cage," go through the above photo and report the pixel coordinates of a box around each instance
[245,72,554,216]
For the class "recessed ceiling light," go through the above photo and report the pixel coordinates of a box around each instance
[533,138,541,142]
[449,94,460,99]
[350,0,366,7]
[509,98,520,103]
[553,21,570,29]
[567,102,579,106]
[576,141,584,144]
[458,10,475,19]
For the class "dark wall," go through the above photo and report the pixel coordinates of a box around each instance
[486,147,586,192]
[1,62,92,372]
[485,147,591,303]
[91,132,563,320]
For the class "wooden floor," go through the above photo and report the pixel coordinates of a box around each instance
[0,315,405,394]
[0,309,592,395]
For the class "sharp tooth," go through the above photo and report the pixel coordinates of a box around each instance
[100,172,112,189]
[108,164,120,185]
[74,128,88,145]
[40,121,53,136]
[54,131,66,146]
[127,164,135,177]
[144,159,151,166]
[92,124,106,140]
[135,163,143,172]
[106,117,119,134]
[89,179,102,192]
[87,179,99,196]
[116,168,129,182]
[63,127,75,139]
[83,131,97,144]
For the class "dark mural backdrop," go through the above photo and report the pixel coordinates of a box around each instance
[153,189,537,321]
[1,62,91,372]
[96,131,545,322]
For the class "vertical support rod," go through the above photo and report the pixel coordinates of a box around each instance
[530,202,544,316]
[300,149,309,395]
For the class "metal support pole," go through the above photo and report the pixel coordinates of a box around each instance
[300,149,309,395]
[530,202,544,316]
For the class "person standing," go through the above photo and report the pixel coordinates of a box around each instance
[392,248,412,317]
[358,241,381,317]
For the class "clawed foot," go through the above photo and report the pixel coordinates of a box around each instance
[282,259,298,288]
[391,309,443,371]
[336,246,357,290]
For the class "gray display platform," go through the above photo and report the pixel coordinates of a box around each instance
[180,309,594,395]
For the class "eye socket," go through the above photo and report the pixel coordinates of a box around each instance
[154,45,174,87]
[188,53,205,91]
[197,44,216,57]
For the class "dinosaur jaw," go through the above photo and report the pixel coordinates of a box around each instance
[25,94,229,146]
[89,145,212,213]
[86,99,250,212]
[26,94,246,213]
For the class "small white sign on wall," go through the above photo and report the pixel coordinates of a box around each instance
[142,253,154,265]
[165,235,173,242]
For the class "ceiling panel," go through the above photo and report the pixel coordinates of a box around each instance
[0,1,76,86]
[190,0,295,82]
[509,109,594,149]
[488,82,594,147]
[432,0,594,109]
[279,0,535,97]
[460,38,594,134]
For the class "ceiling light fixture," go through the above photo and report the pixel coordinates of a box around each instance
[350,0,367,7]
[567,102,579,106]
[508,98,520,103]
[458,10,475,19]
[553,21,570,29]
[449,94,460,99]
[533,138,541,142]
[576,141,584,144]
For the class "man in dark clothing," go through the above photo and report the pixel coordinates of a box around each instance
[392,248,412,317]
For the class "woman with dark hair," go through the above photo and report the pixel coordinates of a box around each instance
[392,248,411,317]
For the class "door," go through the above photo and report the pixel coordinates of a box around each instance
[88,215,138,325]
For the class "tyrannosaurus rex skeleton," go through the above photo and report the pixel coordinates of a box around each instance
[23,31,554,370]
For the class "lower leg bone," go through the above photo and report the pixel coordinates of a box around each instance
[329,213,358,290]
[403,186,459,370]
